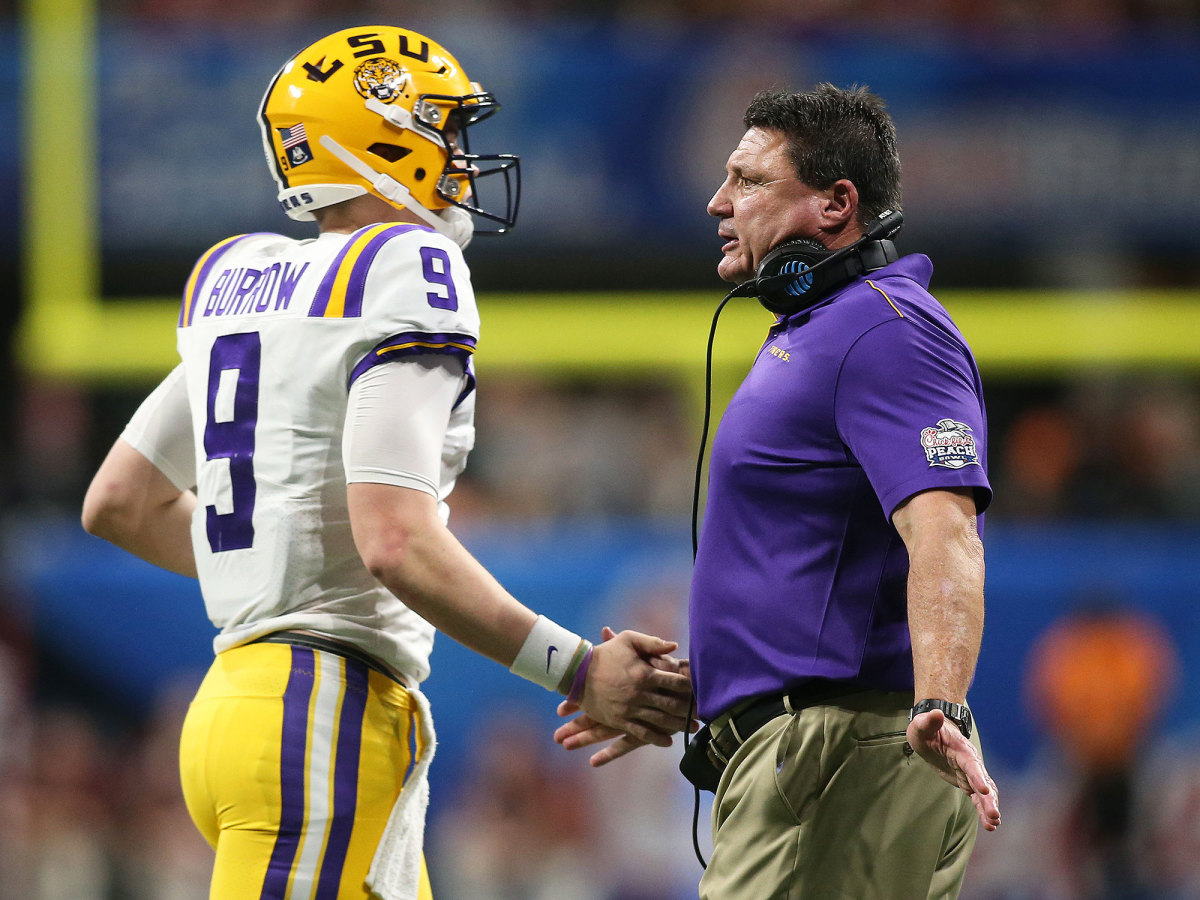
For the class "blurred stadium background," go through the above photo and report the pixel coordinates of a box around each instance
[3,0,1200,897]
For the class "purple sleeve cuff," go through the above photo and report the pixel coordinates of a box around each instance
[348,330,477,388]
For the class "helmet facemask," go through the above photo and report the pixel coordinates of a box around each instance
[404,92,521,235]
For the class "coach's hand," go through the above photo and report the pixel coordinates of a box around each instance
[555,630,693,766]
[554,715,646,767]
[906,709,1001,831]
[552,633,696,768]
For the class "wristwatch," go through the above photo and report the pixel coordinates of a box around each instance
[909,699,972,738]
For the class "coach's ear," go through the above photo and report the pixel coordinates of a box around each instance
[817,179,859,237]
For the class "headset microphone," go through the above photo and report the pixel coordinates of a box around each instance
[734,208,904,315]
[863,207,904,242]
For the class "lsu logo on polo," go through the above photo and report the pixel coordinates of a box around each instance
[920,418,980,469]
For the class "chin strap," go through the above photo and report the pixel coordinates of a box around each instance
[317,134,473,249]
[364,97,443,144]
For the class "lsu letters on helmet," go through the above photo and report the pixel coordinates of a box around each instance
[259,26,520,242]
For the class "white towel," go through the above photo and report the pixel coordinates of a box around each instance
[366,686,437,900]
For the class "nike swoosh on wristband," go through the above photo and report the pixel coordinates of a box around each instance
[546,646,558,672]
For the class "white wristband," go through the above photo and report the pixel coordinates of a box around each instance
[509,615,585,692]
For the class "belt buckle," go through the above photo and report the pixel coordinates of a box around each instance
[705,715,744,763]
[708,723,740,766]
[706,742,728,770]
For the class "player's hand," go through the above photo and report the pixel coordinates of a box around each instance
[906,709,1001,831]
[565,626,693,751]
[556,646,695,766]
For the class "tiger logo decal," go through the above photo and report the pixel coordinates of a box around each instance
[352,58,410,104]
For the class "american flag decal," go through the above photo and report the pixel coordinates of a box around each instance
[279,123,309,149]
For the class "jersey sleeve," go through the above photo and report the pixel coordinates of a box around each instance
[120,364,197,491]
[316,224,479,390]
[834,317,991,520]
[342,355,467,496]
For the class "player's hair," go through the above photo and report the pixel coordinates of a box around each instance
[743,84,902,224]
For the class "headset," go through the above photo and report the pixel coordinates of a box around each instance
[730,208,904,315]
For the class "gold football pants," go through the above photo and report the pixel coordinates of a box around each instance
[179,641,434,899]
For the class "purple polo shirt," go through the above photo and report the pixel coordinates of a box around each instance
[689,254,991,721]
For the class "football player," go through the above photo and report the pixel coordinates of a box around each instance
[82,26,692,900]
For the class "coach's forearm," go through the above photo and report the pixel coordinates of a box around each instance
[894,489,985,703]
[906,528,984,702]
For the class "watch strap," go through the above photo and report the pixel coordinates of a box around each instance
[910,699,972,739]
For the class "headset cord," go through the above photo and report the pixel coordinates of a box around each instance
[691,288,739,559]
[683,286,742,871]
[685,696,706,870]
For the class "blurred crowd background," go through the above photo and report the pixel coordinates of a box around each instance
[2,1,1200,898]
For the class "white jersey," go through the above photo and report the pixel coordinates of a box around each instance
[127,223,479,685]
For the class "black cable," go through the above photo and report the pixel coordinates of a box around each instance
[683,285,743,871]
[682,693,706,870]
[690,288,740,560]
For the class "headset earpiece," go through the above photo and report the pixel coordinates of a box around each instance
[747,209,904,316]
[754,239,841,315]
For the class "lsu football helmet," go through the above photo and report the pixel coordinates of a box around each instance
[259,26,520,242]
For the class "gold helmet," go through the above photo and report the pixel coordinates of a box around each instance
[259,26,520,238]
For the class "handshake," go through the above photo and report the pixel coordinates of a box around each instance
[551,625,696,767]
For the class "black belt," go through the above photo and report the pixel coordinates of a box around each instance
[680,680,868,793]
[251,631,405,686]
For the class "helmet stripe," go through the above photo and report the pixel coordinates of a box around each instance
[258,61,291,191]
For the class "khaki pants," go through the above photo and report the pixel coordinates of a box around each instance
[700,691,979,900]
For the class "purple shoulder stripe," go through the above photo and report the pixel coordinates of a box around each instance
[342,224,426,318]
[309,223,428,318]
[179,233,271,328]
[309,234,361,318]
